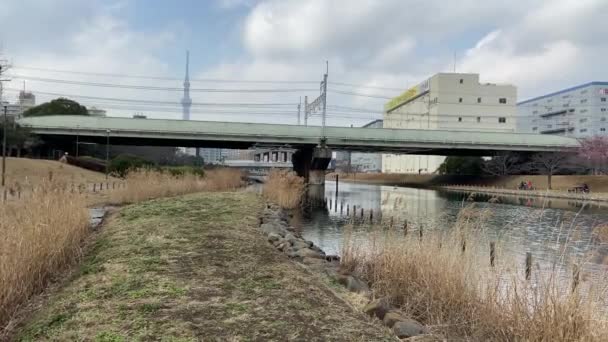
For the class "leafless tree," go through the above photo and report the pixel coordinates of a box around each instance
[578,136,608,175]
[524,152,574,190]
[482,152,523,176]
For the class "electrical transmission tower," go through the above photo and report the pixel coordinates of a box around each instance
[302,63,329,144]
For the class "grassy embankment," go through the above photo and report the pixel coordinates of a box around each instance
[0,166,243,335]
[9,192,392,341]
[342,204,608,341]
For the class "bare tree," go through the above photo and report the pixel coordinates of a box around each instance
[482,152,522,176]
[525,152,573,190]
[578,136,608,175]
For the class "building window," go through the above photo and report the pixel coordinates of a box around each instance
[476,117,481,123]
[498,117,506,123]
[602,97,606,102]
[601,128,606,132]
[459,97,463,103]
[569,109,575,112]
[547,99,553,103]
[563,103,569,107]
[580,118,588,123]
[532,127,538,131]
[581,99,588,103]
[499,98,507,104]
[581,90,588,94]
[459,78,463,84]
[458,117,463,122]
[547,125,553,129]
[601,117,607,122]
[580,128,587,133]
[581,109,588,113]
[562,95,569,99]
[477,97,481,103]
[533,110,538,114]
[602,108,607,112]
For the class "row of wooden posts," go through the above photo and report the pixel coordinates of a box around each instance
[1,181,127,203]
[323,196,581,292]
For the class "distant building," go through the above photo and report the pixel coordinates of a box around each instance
[1,90,36,117]
[336,120,383,172]
[89,107,107,117]
[517,82,608,138]
[198,148,228,164]
[382,73,517,174]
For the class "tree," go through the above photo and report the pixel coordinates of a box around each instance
[482,152,523,176]
[22,98,88,117]
[525,152,573,190]
[0,120,40,157]
[578,136,608,175]
[108,154,154,177]
[438,156,483,175]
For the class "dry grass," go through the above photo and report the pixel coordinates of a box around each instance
[0,181,90,327]
[262,170,305,209]
[109,168,244,204]
[341,205,608,341]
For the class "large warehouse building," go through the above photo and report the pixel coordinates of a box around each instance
[382,73,517,174]
[517,82,608,138]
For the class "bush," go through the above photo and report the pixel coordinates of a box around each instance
[157,166,205,177]
[109,154,154,177]
[262,170,305,209]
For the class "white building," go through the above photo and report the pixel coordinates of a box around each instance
[517,82,608,138]
[382,73,517,174]
[88,106,107,116]
[0,90,36,117]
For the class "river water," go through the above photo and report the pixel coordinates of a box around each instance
[291,181,608,282]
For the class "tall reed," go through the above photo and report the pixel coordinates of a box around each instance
[341,205,608,340]
[0,181,89,327]
[109,168,244,204]
[262,170,305,209]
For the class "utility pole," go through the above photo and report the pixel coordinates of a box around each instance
[304,96,308,126]
[105,129,110,179]
[321,61,328,143]
[2,106,7,188]
[297,97,301,125]
[1,56,11,189]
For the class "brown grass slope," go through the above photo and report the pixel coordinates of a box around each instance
[12,192,393,341]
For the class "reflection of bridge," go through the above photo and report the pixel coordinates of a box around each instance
[18,115,579,200]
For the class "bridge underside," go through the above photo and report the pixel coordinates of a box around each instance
[34,133,543,157]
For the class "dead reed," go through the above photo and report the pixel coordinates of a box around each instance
[109,168,244,204]
[262,170,305,209]
[0,181,90,327]
[341,205,608,340]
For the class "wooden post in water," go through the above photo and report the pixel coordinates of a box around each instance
[334,198,338,212]
[329,198,332,210]
[572,264,580,292]
[369,208,373,222]
[389,216,393,230]
[403,221,408,236]
[490,242,496,268]
[525,253,532,280]
[419,225,423,241]
[340,202,343,215]
[346,204,350,216]
[335,174,339,194]
[360,208,364,220]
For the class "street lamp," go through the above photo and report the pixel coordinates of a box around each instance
[105,129,110,179]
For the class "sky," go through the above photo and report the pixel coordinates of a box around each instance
[1,0,607,127]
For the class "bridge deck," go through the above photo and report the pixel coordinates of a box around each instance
[18,115,579,155]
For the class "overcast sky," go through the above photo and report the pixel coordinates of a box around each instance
[1,0,607,126]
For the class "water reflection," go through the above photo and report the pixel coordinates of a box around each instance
[294,181,608,281]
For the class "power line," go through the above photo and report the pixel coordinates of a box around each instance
[11,66,319,84]
[8,75,318,93]
[328,89,393,100]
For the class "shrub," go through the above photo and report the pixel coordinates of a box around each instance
[109,154,154,177]
[262,170,305,209]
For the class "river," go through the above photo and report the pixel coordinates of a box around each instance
[291,181,608,282]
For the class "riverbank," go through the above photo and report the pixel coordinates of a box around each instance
[7,192,392,341]
[441,185,608,203]
[330,172,608,193]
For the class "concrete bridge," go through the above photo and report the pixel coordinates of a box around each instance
[18,115,579,198]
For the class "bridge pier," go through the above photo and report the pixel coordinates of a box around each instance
[293,146,332,206]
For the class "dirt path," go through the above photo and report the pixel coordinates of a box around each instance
[13,192,392,341]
